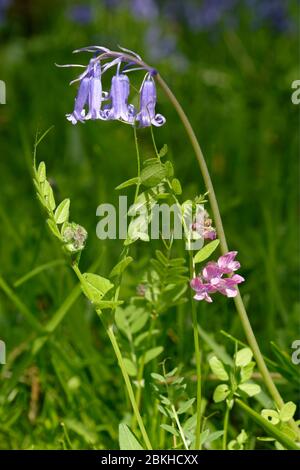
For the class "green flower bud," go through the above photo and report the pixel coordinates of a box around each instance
[62,222,88,253]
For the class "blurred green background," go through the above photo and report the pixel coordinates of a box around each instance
[0,0,299,449]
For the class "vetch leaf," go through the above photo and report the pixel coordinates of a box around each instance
[42,180,56,210]
[240,361,255,383]
[82,273,113,304]
[119,424,143,450]
[123,358,137,377]
[130,312,149,335]
[160,424,179,437]
[193,239,220,264]
[140,163,167,187]
[205,430,224,444]
[151,373,166,383]
[236,399,299,450]
[37,161,46,182]
[46,219,61,240]
[279,402,296,422]
[142,346,163,365]
[261,409,280,425]
[116,177,140,190]
[96,300,123,310]
[54,199,70,224]
[171,178,182,195]
[115,308,129,338]
[209,356,229,381]
[165,161,174,178]
[237,429,248,445]
[213,384,230,403]
[159,144,168,158]
[110,257,133,278]
[238,383,261,397]
[235,348,253,367]
[199,429,210,445]
[177,398,196,415]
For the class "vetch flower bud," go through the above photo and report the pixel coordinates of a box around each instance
[62,222,88,253]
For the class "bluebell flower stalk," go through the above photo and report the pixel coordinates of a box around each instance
[60,46,165,128]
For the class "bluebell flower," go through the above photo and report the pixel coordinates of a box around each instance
[102,73,136,124]
[62,45,166,127]
[136,73,166,128]
[66,59,107,125]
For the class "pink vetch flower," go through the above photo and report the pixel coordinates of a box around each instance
[191,208,217,241]
[190,252,245,302]
[190,277,217,303]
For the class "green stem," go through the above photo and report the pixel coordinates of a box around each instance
[171,405,189,450]
[133,125,141,202]
[72,263,152,450]
[235,399,299,450]
[134,314,156,416]
[0,276,43,333]
[223,405,230,450]
[105,321,152,450]
[189,253,202,450]
[155,74,285,411]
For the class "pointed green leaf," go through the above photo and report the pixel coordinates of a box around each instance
[37,161,46,182]
[82,273,113,304]
[160,424,179,436]
[142,346,163,365]
[151,373,166,383]
[140,163,167,187]
[131,312,149,335]
[177,398,196,415]
[159,144,168,158]
[193,239,220,264]
[119,424,143,450]
[110,256,133,278]
[46,218,61,240]
[54,199,70,224]
[116,177,140,190]
[205,430,224,444]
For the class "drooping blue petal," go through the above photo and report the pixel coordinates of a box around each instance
[136,74,166,128]
[86,61,103,120]
[66,74,90,124]
[102,74,136,123]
